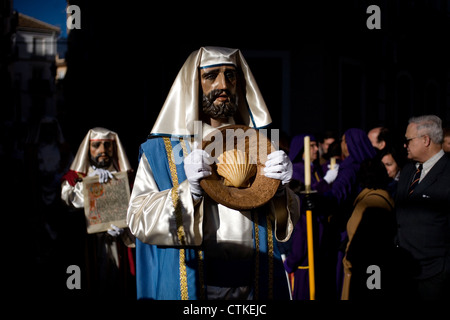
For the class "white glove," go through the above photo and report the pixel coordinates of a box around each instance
[88,166,114,184]
[107,224,124,237]
[323,164,339,184]
[264,150,293,185]
[184,142,214,196]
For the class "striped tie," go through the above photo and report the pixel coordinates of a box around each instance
[408,163,423,195]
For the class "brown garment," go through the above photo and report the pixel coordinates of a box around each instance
[341,188,394,300]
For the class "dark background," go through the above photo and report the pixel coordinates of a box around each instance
[60,0,450,170]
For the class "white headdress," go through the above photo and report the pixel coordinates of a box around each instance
[70,127,132,174]
[150,47,272,137]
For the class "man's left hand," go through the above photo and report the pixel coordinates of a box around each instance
[107,224,124,237]
[89,167,114,184]
[264,150,293,185]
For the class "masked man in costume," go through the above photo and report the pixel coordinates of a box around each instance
[61,127,136,298]
[127,47,300,300]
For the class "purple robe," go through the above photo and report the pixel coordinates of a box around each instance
[285,134,326,299]
[321,128,376,298]
[285,129,376,300]
[316,128,377,205]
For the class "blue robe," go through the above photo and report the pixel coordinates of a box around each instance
[134,137,290,300]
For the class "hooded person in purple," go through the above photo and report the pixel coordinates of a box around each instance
[315,128,377,299]
[284,134,339,299]
[328,128,376,201]
[288,134,321,188]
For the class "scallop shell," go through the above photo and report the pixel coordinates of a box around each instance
[216,149,257,188]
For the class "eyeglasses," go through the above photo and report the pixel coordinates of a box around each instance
[404,135,424,146]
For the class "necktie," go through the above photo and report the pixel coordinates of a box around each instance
[408,163,423,195]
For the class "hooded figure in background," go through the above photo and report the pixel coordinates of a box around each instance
[289,134,320,186]
[314,128,377,299]
[283,134,339,299]
[127,47,300,300]
[23,117,73,285]
[28,117,73,238]
[288,134,339,189]
[61,127,136,298]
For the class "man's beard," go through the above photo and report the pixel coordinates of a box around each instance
[202,89,237,119]
[90,154,111,169]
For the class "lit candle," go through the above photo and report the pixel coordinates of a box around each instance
[304,136,311,193]
[330,157,336,170]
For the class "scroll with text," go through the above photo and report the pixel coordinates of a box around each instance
[82,171,130,234]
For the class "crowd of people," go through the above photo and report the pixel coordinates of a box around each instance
[5,47,450,301]
[286,119,450,300]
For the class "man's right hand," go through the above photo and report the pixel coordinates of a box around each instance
[183,142,213,196]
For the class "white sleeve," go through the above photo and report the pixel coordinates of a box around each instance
[61,179,85,209]
[126,153,203,246]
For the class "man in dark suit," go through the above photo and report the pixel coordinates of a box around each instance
[395,115,450,300]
